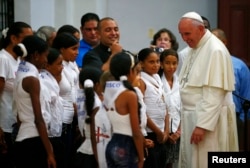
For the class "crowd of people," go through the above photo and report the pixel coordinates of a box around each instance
[0,11,249,168]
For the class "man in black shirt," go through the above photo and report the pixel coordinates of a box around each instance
[82,17,123,71]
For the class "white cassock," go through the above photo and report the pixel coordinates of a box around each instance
[178,30,238,168]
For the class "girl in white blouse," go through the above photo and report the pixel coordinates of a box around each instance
[159,49,181,168]
[52,32,80,168]
[39,48,64,168]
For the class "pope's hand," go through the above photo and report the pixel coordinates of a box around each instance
[190,127,206,144]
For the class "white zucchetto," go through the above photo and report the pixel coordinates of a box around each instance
[181,11,203,23]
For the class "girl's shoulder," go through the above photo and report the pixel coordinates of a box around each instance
[116,90,137,105]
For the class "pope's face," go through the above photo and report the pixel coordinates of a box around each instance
[178,19,203,48]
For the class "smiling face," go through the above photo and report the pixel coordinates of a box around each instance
[178,18,205,48]
[161,54,178,78]
[140,52,160,76]
[156,32,172,49]
[98,19,120,46]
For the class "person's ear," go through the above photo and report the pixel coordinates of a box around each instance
[29,52,39,64]
[140,62,144,69]
[10,35,19,45]
[60,48,65,54]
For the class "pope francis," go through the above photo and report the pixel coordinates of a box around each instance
[178,11,238,168]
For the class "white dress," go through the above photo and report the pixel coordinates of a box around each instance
[178,30,238,168]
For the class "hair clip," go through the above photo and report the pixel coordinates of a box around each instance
[17,43,28,58]
[84,79,94,88]
[120,75,127,81]
[2,28,9,39]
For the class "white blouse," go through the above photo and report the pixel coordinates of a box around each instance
[40,70,63,137]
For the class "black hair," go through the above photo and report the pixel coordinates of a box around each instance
[201,16,211,30]
[57,25,79,36]
[52,32,78,50]
[137,48,156,62]
[81,13,100,27]
[0,22,31,49]
[158,49,179,76]
[110,51,139,80]
[47,48,61,65]
[13,35,48,61]
[110,51,141,123]
[79,67,102,124]
[151,28,179,51]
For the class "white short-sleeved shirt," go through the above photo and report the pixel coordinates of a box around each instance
[59,61,79,124]
[63,61,79,103]
[0,49,18,132]
[59,71,74,124]
[14,61,40,141]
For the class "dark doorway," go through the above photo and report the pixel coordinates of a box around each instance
[218,0,250,151]
[218,0,250,67]
[0,0,14,37]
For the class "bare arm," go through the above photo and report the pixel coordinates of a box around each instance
[138,79,164,143]
[137,79,146,95]
[23,77,56,168]
[90,107,99,167]
[168,122,181,144]
[146,116,164,143]
[127,91,144,168]
[0,78,5,144]
[0,77,5,94]
[163,113,169,143]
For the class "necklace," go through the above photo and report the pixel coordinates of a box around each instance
[180,49,200,88]
[180,32,210,88]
